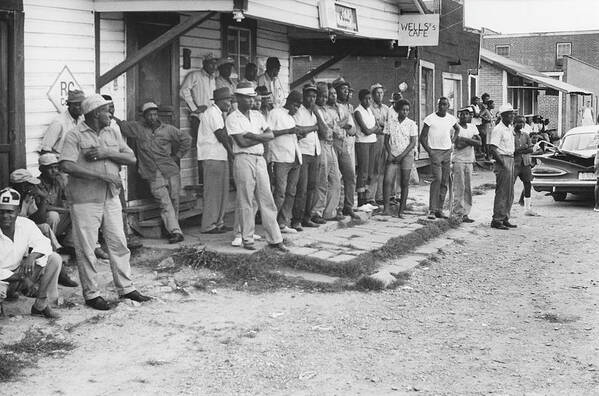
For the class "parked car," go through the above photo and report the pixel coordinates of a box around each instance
[531,125,598,201]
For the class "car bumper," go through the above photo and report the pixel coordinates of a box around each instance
[531,179,596,193]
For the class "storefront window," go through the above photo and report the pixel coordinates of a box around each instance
[420,62,434,126]
[221,15,257,79]
[442,73,462,116]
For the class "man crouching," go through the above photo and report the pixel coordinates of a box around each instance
[0,188,61,319]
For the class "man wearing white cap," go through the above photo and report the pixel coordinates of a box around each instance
[117,101,191,244]
[179,53,219,144]
[60,94,150,310]
[0,187,62,319]
[40,89,85,154]
[226,81,287,251]
[489,103,517,230]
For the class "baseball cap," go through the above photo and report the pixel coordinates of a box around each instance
[67,90,85,103]
[459,106,474,113]
[141,101,159,113]
[303,84,318,93]
[0,187,21,210]
[10,169,40,185]
[332,77,350,89]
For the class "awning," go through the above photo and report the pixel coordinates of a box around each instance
[480,48,593,95]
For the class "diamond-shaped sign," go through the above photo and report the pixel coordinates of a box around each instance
[46,65,83,112]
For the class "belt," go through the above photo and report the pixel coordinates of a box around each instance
[320,140,334,145]
[235,152,263,156]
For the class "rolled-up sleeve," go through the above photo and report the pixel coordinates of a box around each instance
[27,222,52,268]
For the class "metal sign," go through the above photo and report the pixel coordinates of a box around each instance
[318,0,359,34]
[397,14,439,46]
[46,65,83,112]
[334,3,358,32]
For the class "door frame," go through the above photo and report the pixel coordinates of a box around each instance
[0,4,25,185]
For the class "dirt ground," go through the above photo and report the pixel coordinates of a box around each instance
[2,179,599,395]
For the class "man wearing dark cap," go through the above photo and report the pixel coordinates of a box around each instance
[60,94,150,310]
[291,84,321,230]
[258,57,287,108]
[225,81,287,251]
[116,101,191,244]
[40,89,85,154]
[179,53,219,144]
[0,187,63,319]
[268,91,302,233]
[216,57,238,94]
[197,87,234,234]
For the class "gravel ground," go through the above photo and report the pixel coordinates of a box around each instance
[1,183,599,395]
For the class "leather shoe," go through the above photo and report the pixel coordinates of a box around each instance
[490,221,509,230]
[85,296,110,310]
[203,227,226,234]
[268,243,289,253]
[311,216,326,225]
[94,247,109,260]
[243,244,256,251]
[168,232,184,244]
[121,290,151,302]
[462,216,475,223]
[218,225,233,232]
[503,220,517,228]
[435,211,448,219]
[342,209,360,220]
[58,267,78,287]
[31,305,60,319]
[301,219,319,228]
[291,222,303,232]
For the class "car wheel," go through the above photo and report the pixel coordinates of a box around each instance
[553,192,567,201]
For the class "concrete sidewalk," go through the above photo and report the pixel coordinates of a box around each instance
[143,168,497,265]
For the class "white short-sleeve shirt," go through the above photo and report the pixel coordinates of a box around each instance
[197,104,228,161]
[423,112,457,150]
[293,105,321,156]
[226,109,269,155]
[268,107,301,164]
[490,122,515,156]
[0,216,52,280]
[355,105,377,143]
[453,123,479,163]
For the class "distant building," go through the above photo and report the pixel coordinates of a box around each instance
[482,30,599,134]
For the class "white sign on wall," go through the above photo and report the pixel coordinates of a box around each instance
[318,0,359,34]
[46,65,83,112]
[397,14,440,46]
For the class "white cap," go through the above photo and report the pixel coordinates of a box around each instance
[39,153,60,166]
[498,103,517,114]
[0,187,21,209]
[141,102,159,113]
[81,94,109,114]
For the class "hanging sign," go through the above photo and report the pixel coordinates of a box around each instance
[397,14,439,46]
[46,65,83,112]
[319,0,359,34]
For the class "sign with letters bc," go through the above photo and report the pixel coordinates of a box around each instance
[318,0,359,34]
[397,14,439,46]
[47,65,83,112]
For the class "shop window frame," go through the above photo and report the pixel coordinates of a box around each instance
[221,14,257,79]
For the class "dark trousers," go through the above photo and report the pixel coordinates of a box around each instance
[334,139,356,211]
[272,161,301,227]
[429,149,452,213]
[492,155,515,222]
[293,154,319,223]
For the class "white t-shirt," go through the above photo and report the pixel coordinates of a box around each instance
[293,105,320,156]
[354,105,377,143]
[226,109,269,155]
[268,107,301,164]
[453,123,479,163]
[197,104,228,161]
[423,112,457,150]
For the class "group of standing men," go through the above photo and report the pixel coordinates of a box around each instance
[181,54,425,251]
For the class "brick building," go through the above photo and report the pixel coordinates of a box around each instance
[482,30,599,135]
[478,48,592,136]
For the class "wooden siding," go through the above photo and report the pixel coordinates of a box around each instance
[256,20,290,91]
[99,13,126,121]
[93,0,233,12]
[23,0,95,170]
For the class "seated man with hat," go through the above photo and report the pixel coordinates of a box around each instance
[0,187,62,319]
[197,87,234,234]
[225,81,288,251]
[60,94,150,310]
[40,89,85,154]
[116,101,192,244]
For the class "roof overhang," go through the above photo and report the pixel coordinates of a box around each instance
[480,48,592,95]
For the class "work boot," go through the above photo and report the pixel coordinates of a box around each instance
[31,305,61,319]
[311,216,326,224]
[168,232,184,244]
[490,221,509,230]
[301,219,319,228]
[58,266,78,287]
[85,296,110,311]
[126,234,143,249]
[502,220,517,228]
[94,247,109,260]
[121,290,151,302]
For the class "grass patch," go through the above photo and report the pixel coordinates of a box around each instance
[0,328,76,382]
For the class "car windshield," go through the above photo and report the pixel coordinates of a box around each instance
[560,132,598,151]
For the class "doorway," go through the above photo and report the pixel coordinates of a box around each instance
[125,13,180,200]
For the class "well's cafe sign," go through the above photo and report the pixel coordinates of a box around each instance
[397,14,439,46]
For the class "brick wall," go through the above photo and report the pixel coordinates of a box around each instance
[478,60,504,105]
[483,32,599,72]
[563,56,599,127]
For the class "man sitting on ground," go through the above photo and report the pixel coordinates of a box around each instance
[0,187,62,319]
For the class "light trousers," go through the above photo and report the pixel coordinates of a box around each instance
[149,171,182,235]
[429,149,452,212]
[492,156,515,222]
[232,154,283,245]
[451,162,473,217]
[272,161,301,227]
[333,138,356,211]
[200,160,229,232]
[315,141,341,219]
[71,195,135,300]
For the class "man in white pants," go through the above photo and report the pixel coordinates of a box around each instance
[60,94,150,311]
